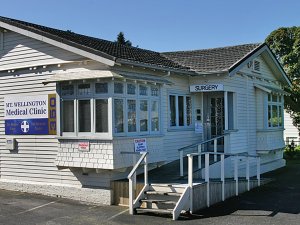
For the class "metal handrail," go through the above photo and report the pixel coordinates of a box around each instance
[178,133,230,152]
[179,133,230,176]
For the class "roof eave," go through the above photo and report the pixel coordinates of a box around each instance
[0,20,116,67]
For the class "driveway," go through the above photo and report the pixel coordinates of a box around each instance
[0,160,299,225]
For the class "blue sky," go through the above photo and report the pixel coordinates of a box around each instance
[1,0,299,52]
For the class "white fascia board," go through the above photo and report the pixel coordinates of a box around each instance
[229,45,267,76]
[0,21,115,67]
[229,45,291,87]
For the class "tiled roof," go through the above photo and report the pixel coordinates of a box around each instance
[163,43,263,73]
[0,16,189,71]
[0,16,264,74]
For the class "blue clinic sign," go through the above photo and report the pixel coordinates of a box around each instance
[4,94,57,135]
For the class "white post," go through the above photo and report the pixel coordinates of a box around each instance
[257,157,261,186]
[214,139,217,162]
[180,150,183,177]
[234,156,238,196]
[133,154,137,198]
[129,178,133,214]
[221,154,225,201]
[224,91,228,130]
[144,155,148,185]
[205,153,210,207]
[198,144,202,169]
[188,155,193,213]
[246,157,250,191]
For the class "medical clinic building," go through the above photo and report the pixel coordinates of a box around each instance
[0,17,291,204]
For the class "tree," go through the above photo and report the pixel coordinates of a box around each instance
[116,32,132,47]
[266,27,300,132]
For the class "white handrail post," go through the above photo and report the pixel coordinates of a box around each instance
[257,157,261,186]
[205,153,210,207]
[198,144,202,169]
[188,154,193,213]
[234,156,238,196]
[246,156,250,191]
[221,154,225,201]
[129,178,134,214]
[180,150,183,177]
[133,154,137,198]
[144,154,148,185]
[214,139,217,162]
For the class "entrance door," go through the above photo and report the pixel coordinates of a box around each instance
[204,93,224,150]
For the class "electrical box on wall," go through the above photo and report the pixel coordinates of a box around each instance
[6,138,16,151]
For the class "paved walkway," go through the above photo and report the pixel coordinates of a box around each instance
[0,160,300,225]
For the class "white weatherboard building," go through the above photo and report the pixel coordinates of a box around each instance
[0,17,291,206]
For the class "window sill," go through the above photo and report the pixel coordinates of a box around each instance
[167,127,194,132]
[57,136,113,141]
[256,128,284,132]
[113,134,165,140]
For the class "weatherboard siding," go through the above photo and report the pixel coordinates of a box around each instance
[0,31,85,71]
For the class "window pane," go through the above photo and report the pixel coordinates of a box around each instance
[95,99,108,132]
[114,82,124,94]
[170,95,176,126]
[268,94,271,102]
[114,99,124,133]
[151,101,159,131]
[178,96,184,126]
[128,100,136,132]
[272,105,278,127]
[78,100,91,132]
[151,86,159,96]
[61,84,74,96]
[95,83,108,94]
[140,100,148,132]
[272,94,277,102]
[62,100,74,132]
[139,85,148,96]
[78,83,91,95]
[268,105,271,127]
[279,105,283,126]
[127,84,136,95]
[186,96,192,126]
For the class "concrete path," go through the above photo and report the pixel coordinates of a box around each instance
[0,160,300,225]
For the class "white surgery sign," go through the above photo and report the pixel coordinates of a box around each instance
[190,84,224,92]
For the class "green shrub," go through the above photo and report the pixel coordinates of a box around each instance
[284,145,300,160]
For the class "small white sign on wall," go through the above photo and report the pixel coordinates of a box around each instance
[195,122,203,134]
[78,141,90,151]
[190,84,224,92]
[134,138,147,152]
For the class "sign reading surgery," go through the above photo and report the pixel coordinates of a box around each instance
[4,94,57,135]
[190,84,224,92]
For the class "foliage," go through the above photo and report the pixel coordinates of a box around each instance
[284,144,300,160]
[266,27,300,131]
[116,32,132,47]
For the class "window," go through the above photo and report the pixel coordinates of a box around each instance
[114,82,124,94]
[268,94,283,128]
[95,99,108,132]
[169,94,192,128]
[253,60,261,72]
[114,83,160,135]
[60,82,110,136]
[62,100,74,132]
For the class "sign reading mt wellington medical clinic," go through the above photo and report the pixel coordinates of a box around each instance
[4,94,57,135]
[190,84,224,92]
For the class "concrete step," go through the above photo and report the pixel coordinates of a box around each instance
[136,207,173,215]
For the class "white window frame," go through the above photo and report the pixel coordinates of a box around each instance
[113,81,161,136]
[168,93,193,129]
[60,81,112,139]
[267,93,283,128]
